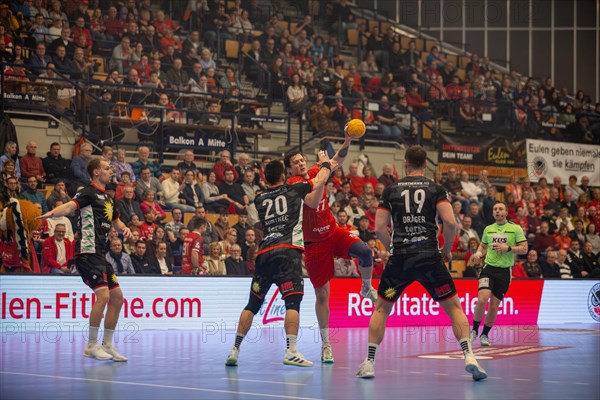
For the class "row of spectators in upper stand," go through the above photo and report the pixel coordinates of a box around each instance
[2,0,598,147]
[2,137,599,278]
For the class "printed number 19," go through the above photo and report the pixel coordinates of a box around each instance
[400,189,425,213]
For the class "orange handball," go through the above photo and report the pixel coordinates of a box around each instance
[345,118,366,138]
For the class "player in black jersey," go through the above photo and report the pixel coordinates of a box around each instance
[225,151,336,368]
[39,157,133,362]
[356,146,487,381]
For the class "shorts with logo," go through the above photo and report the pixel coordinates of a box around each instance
[250,248,304,300]
[378,251,457,302]
[478,264,511,300]
[75,253,119,291]
[304,225,362,288]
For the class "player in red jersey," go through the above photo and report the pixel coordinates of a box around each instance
[285,131,377,364]
[181,217,207,275]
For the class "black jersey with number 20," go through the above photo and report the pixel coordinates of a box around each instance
[379,176,450,254]
[255,182,313,254]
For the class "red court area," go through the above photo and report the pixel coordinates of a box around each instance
[1,324,599,400]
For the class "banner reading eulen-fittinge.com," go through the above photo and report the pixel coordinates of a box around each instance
[1,277,598,332]
[526,139,600,186]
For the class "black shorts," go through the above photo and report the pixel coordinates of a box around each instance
[478,264,511,300]
[378,251,456,302]
[76,253,119,291]
[250,248,304,299]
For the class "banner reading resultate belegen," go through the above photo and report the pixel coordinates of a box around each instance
[526,139,600,186]
[438,133,527,184]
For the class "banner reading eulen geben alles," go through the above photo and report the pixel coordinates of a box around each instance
[526,139,600,186]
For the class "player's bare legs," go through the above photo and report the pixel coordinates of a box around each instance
[367,299,394,344]
[99,287,127,361]
[356,299,392,378]
[472,288,494,345]
[440,295,487,380]
[83,288,114,361]
[314,283,334,363]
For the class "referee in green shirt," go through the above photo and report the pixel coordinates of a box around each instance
[470,201,527,346]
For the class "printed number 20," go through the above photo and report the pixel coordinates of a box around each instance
[263,195,288,219]
[400,189,425,213]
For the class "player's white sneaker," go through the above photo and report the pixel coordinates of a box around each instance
[360,285,378,302]
[283,350,313,367]
[321,344,334,363]
[225,348,239,366]
[470,330,478,343]
[479,334,491,346]
[83,344,113,361]
[102,345,128,362]
[464,353,487,381]
[356,358,375,379]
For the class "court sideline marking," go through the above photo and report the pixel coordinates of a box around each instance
[0,371,321,400]
[222,378,307,386]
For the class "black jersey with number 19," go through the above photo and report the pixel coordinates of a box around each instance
[379,176,450,254]
[255,182,313,255]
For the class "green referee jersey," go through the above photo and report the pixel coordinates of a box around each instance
[481,221,527,268]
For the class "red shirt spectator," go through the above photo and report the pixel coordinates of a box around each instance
[139,220,158,241]
[42,232,75,273]
[152,10,179,35]
[20,141,46,181]
[213,150,239,186]
[512,262,528,278]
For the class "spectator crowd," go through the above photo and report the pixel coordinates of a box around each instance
[0,138,599,280]
[0,0,597,147]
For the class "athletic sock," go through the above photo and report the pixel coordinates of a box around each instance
[459,338,472,355]
[472,320,481,333]
[102,329,114,347]
[234,334,244,350]
[367,343,378,361]
[320,328,330,345]
[88,326,99,345]
[482,325,492,337]
[286,335,297,352]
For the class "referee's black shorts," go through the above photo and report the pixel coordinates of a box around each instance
[478,264,511,300]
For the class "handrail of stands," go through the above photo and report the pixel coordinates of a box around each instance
[239,50,272,99]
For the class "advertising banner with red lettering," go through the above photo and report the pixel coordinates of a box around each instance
[1,277,598,332]
[329,279,545,328]
[438,133,527,184]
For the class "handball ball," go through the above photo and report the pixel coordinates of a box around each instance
[346,119,366,138]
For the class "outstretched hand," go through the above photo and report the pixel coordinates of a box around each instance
[37,211,54,220]
[317,150,330,164]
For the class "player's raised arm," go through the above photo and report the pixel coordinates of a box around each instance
[38,200,78,220]
[331,126,353,169]
[304,150,335,208]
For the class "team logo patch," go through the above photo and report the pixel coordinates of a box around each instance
[252,281,261,293]
[384,287,397,300]
[104,201,114,222]
[588,282,600,322]
[111,274,119,285]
